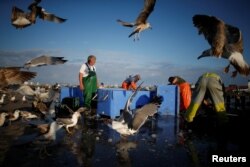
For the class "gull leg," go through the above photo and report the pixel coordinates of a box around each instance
[66,126,72,134]
[39,145,47,159]
[137,32,140,41]
[224,64,230,73]
[39,145,52,159]
[231,71,238,78]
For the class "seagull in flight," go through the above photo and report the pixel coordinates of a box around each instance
[107,82,162,136]
[0,67,36,89]
[24,55,67,69]
[117,0,156,41]
[11,0,66,29]
[193,14,249,77]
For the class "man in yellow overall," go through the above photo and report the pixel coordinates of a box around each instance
[185,72,227,123]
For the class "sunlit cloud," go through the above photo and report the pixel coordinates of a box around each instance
[0,49,249,86]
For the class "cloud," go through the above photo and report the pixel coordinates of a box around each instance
[1,49,248,86]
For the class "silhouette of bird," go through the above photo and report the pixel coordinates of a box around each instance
[24,55,67,69]
[193,14,249,77]
[0,67,36,89]
[108,82,162,136]
[11,0,66,29]
[117,0,156,40]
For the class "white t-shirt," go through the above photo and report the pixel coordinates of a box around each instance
[79,63,96,77]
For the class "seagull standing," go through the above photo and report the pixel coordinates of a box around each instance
[0,112,9,127]
[56,107,84,133]
[193,14,250,77]
[24,55,67,69]
[117,0,156,40]
[0,94,6,105]
[22,95,27,104]
[10,95,16,103]
[8,110,21,124]
[33,121,63,159]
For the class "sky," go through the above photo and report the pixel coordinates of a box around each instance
[1,0,250,86]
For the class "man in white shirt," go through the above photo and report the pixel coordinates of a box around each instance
[79,55,98,110]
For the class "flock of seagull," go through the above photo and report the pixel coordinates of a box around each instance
[117,0,249,77]
[11,0,66,29]
[6,0,250,79]
[0,81,88,157]
[0,55,67,89]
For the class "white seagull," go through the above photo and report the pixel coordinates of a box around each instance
[107,82,162,136]
[0,94,6,105]
[24,55,67,69]
[56,107,84,133]
[33,120,64,159]
[8,109,21,124]
[193,14,250,77]
[117,0,156,40]
[0,112,9,127]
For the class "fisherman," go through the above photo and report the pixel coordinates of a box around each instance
[185,72,227,124]
[79,55,98,111]
[121,74,141,90]
[168,76,192,112]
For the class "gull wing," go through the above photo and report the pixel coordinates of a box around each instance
[135,0,156,25]
[131,103,157,131]
[0,67,36,88]
[24,55,67,68]
[56,117,73,125]
[39,10,66,23]
[117,19,134,27]
[121,81,144,124]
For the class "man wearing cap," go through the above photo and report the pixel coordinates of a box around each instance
[121,74,141,90]
[79,55,98,110]
[168,76,192,112]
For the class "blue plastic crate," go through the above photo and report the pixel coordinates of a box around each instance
[156,85,179,116]
[97,88,151,119]
[60,86,83,106]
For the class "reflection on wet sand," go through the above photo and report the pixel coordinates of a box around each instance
[115,136,137,167]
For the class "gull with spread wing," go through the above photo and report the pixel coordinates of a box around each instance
[117,0,156,41]
[193,14,249,77]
